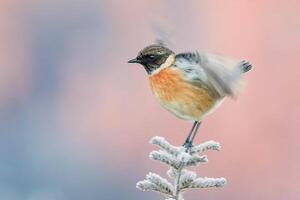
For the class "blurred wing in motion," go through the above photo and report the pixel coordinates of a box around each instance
[150,7,176,48]
[175,51,252,98]
[152,22,173,48]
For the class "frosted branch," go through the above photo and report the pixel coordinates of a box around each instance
[150,150,180,169]
[190,140,221,154]
[167,168,177,179]
[190,177,226,188]
[183,154,208,167]
[145,173,174,195]
[137,136,226,200]
[179,170,197,190]
[137,180,158,192]
[150,136,179,156]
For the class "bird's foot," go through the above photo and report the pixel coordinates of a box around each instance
[183,141,193,152]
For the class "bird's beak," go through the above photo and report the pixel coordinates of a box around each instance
[128,58,140,64]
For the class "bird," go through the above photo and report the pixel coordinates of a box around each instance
[128,44,252,149]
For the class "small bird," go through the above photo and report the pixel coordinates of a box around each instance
[128,44,252,148]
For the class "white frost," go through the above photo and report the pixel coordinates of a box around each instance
[190,177,226,188]
[190,140,221,154]
[137,136,226,200]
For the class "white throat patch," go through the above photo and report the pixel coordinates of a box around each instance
[149,54,175,76]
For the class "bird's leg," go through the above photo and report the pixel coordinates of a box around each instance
[183,121,198,148]
[183,121,201,150]
[189,121,201,145]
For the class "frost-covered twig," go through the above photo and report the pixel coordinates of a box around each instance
[150,136,179,156]
[137,137,226,200]
[189,177,226,188]
[189,140,221,154]
[137,172,174,197]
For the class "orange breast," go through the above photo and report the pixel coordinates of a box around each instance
[149,67,215,120]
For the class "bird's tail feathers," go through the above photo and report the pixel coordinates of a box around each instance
[228,60,252,98]
[239,60,252,73]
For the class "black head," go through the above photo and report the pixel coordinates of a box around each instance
[128,44,175,74]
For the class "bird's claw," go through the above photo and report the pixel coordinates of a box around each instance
[183,141,193,151]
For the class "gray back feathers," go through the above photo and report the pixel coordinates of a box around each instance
[175,51,252,98]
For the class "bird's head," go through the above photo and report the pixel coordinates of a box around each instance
[128,44,175,75]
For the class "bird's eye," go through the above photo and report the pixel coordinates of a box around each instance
[148,55,155,60]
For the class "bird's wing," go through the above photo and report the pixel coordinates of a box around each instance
[175,51,250,97]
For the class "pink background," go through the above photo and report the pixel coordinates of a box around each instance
[1,0,299,199]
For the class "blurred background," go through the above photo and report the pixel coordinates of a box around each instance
[1,0,300,199]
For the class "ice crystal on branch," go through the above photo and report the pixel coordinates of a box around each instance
[137,137,226,200]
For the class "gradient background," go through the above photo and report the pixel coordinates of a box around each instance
[1,0,300,199]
